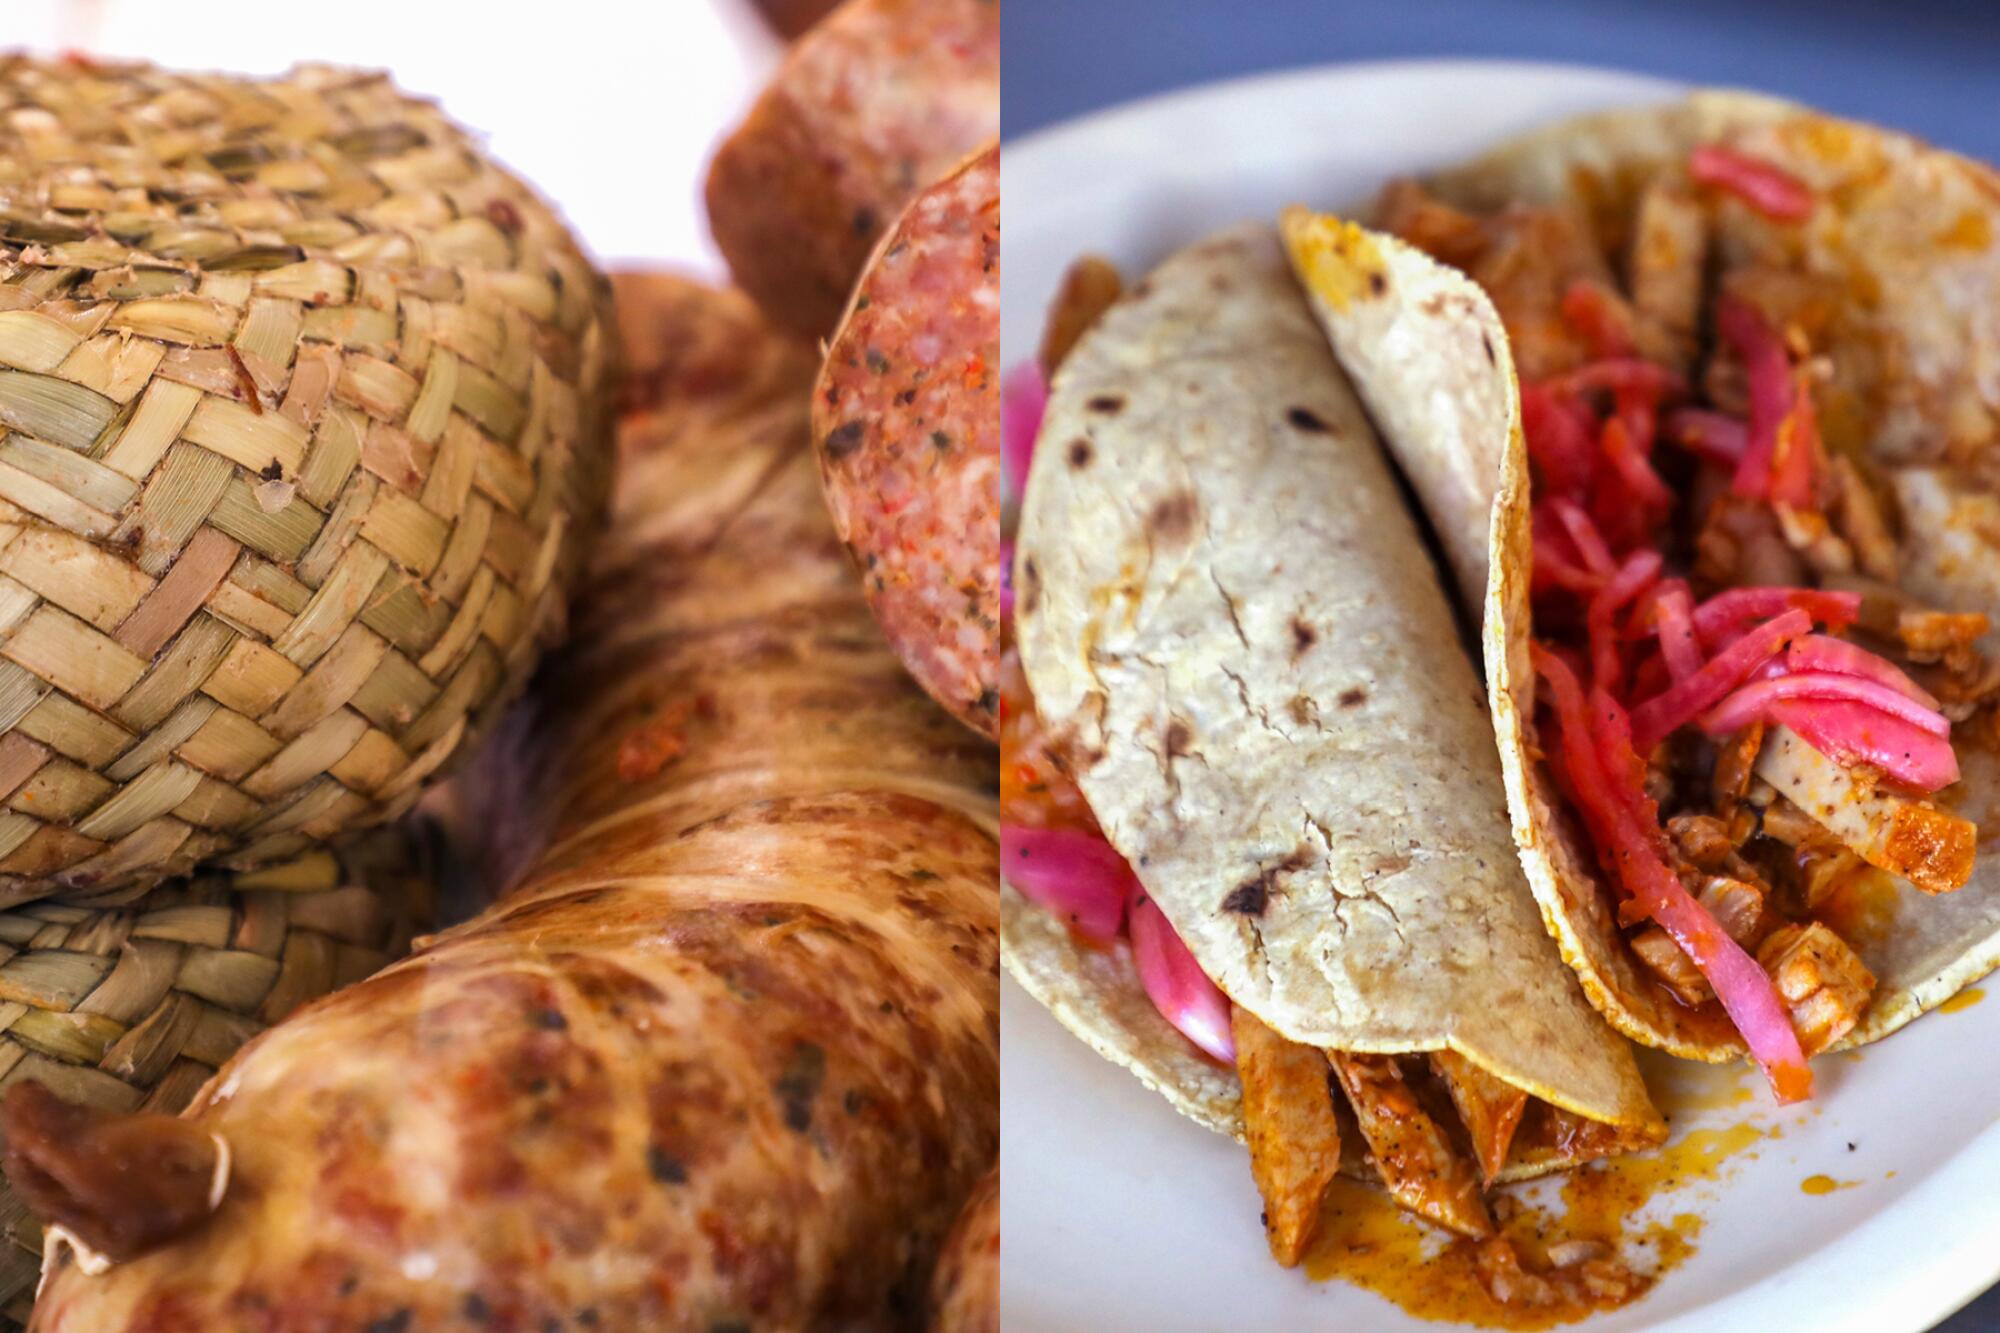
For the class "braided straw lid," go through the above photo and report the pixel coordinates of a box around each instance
[0,822,440,1323]
[0,57,614,897]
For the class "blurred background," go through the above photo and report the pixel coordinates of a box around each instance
[1006,0,2000,163]
[1006,3,2000,1329]
[9,0,788,267]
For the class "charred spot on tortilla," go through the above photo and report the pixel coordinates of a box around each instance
[1290,617,1319,660]
[1067,437,1094,469]
[822,420,865,459]
[1146,491,1200,546]
[1085,395,1124,415]
[1163,718,1195,759]
[1482,331,1496,365]
[1288,694,1317,727]
[1018,557,1041,617]
[1367,270,1387,297]
[1222,876,1269,917]
[1286,406,1331,433]
[1338,686,1368,708]
[1222,843,1317,917]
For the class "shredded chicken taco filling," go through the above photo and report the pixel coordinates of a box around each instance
[1381,143,1991,1102]
[1000,255,1659,1311]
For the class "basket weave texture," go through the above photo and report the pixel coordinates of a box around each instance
[0,824,439,1321]
[0,57,614,897]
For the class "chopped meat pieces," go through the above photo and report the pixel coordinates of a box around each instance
[1667,812,1738,871]
[1629,925,1715,1007]
[1755,725,1975,894]
[1627,180,1707,369]
[1430,1050,1529,1184]
[1757,921,1875,1054]
[1327,1053,1493,1239]
[1696,876,1769,947]
[1711,722,1766,808]
[1827,457,1899,582]
[1898,610,1990,673]
[1231,1008,1341,1267]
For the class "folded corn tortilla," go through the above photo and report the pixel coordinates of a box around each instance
[1281,92,2000,1060]
[1006,222,1660,1163]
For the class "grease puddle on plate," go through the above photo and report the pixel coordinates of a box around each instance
[1938,987,1985,1014]
[1306,1111,1772,1327]
[1306,1048,1807,1328]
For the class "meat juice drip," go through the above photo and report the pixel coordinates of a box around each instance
[1304,1105,1783,1327]
[1937,987,1986,1014]
[1303,1174,1690,1330]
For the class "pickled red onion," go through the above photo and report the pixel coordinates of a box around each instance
[1700,671,1950,739]
[1560,280,1635,359]
[1544,357,1686,401]
[1767,699,1961,792]
[1769,367,1819,509]
[1599,415,1673,512]
[1689,144,1815,222]
[1785,634,1939,709]
[1716,296,1793,502]
[1653,584,1702,681]
[1522,383,1598,500]
[1587,550,1662,693]
[1663,408,1748,466]
[1629,609,1810,751]
[1690,587,1860,646]
[1533,512,1608,595]
[1000,824,1128,943]
[1001,362,1046,505]
[1535,646,1811,1102]
[1128,886,1235,1063]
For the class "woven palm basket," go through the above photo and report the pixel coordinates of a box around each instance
[0,56,614,898]
[0,822,441,1323]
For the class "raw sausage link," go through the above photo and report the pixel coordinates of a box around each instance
[927,1165,997,1332]
[815,144,1000,738]
[29,276,999,1332]
[706,0,1000,336]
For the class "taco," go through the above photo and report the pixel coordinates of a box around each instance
[1002,223,1663,1276]
[1282,92,2000,1103]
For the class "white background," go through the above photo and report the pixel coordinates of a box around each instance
[7,0,783,267]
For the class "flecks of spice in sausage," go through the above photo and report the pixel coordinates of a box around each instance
[774,1041,827,1133]
[823,422,864,458]
[648,1145,689,1184]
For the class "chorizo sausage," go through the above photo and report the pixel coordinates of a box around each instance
[814,143,1000,738]
[706,0,1000,336]
[749,0,846,39]
[926,1164,997,1333]
[25,275,999,1331]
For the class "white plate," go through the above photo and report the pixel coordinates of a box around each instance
[1000,59,2000,1333]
